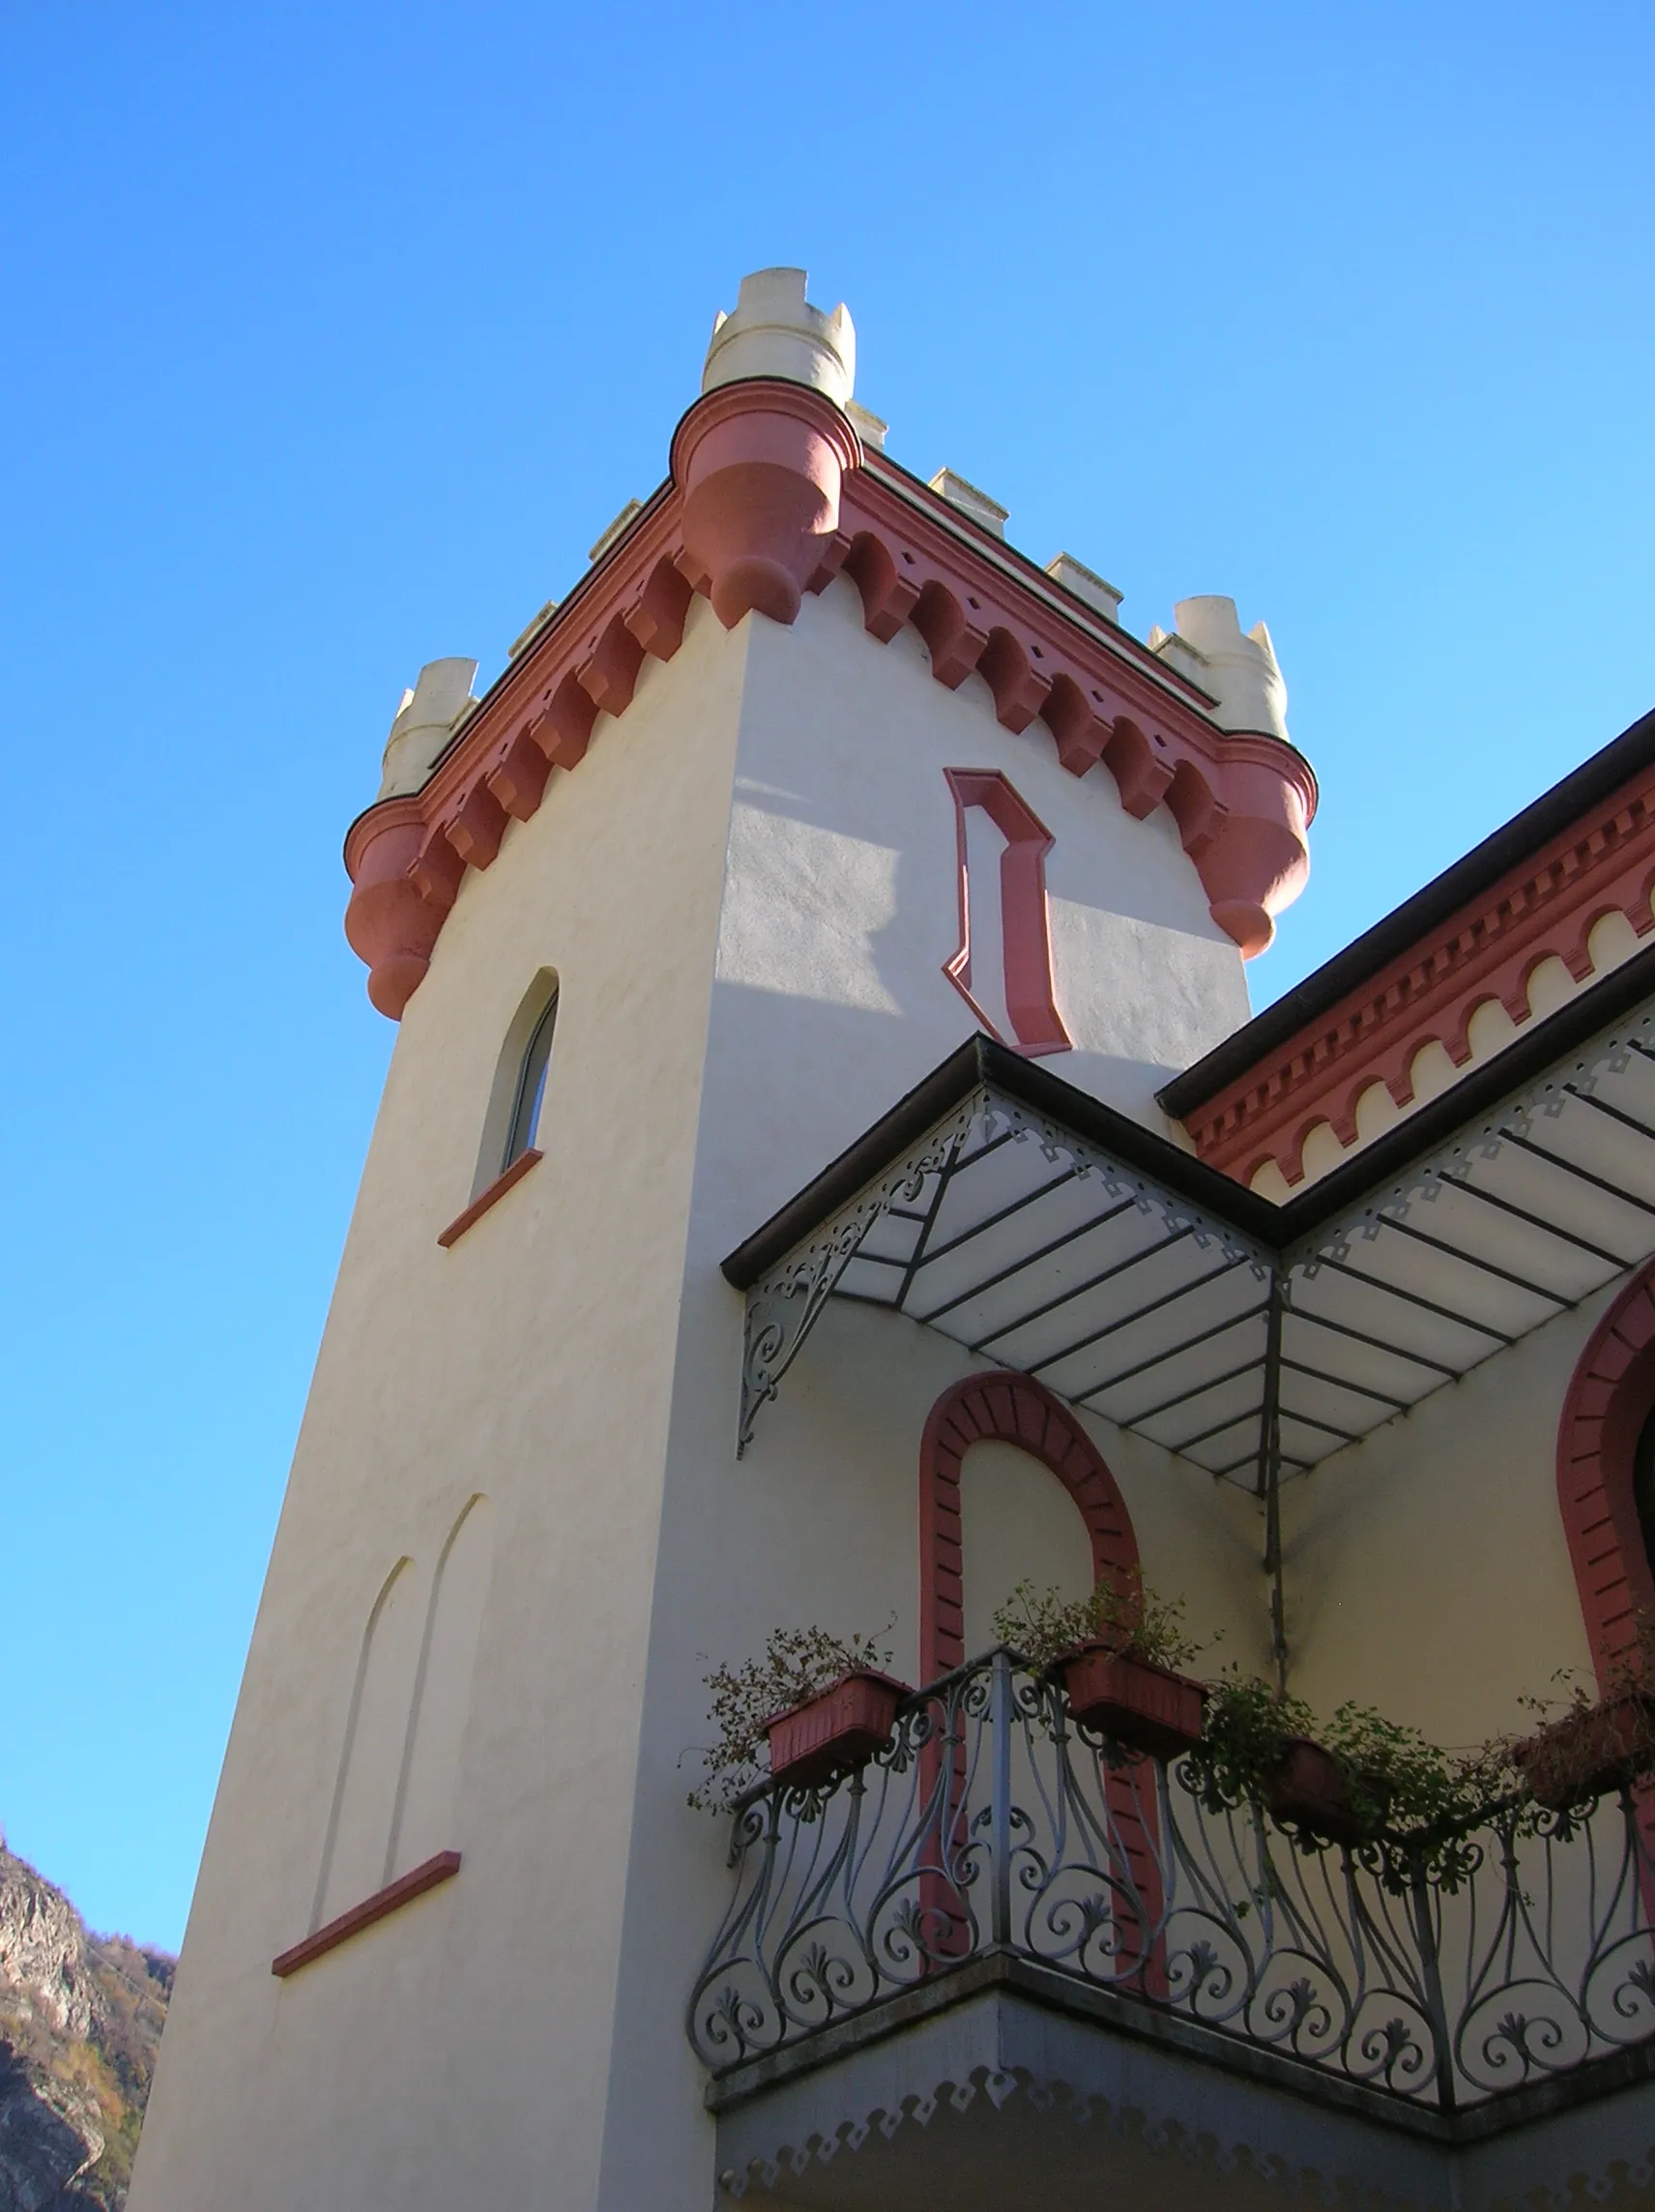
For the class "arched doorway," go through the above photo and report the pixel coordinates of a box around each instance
[916,1371,1164,1987]
[1556,1265,1655,1685]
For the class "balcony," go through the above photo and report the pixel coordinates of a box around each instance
[688,1654,1655,2210]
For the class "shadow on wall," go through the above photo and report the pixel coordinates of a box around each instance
[717,712,1238,1152]
[312,1498,495,1929]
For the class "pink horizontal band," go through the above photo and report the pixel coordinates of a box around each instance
[437,1150,541,1248]
[271,1849,461,1978]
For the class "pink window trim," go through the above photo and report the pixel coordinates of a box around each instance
[1556,1266,1655,1684]
[943,769,1071,1058]
[437,1148,542,1249]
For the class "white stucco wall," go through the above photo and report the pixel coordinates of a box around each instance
[588,582,1274,2207]
[132,573,1338,2212]
[130,594,752,2212]
[959,1439,1095,1653]
[710,576,1252,1228]
[1280,1287,1604,1746]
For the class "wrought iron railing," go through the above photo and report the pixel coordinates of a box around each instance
[687,1651,1655,2110]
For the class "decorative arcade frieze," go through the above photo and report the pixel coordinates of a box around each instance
[1166,713,1655,1188]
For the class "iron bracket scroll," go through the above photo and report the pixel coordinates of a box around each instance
[736,1097,981,1455]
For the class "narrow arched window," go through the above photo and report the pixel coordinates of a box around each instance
[502,987,557,1172]
[467,969,561,1204]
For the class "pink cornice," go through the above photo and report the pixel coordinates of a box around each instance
[1179,771,1655,1185]
[342,388,1317,1017]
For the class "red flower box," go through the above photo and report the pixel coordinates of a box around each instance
[1061,1644,1207,1759]
[1265,1737,1371,1843]
[1515,1692,1655,1810]
[766,1671,911,1790]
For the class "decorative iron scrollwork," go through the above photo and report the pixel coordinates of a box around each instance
[687,1650,1655,2117]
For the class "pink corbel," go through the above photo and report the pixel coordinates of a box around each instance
[977,627,1052,735]
[408,825,465,911]
[913,581,990,689]
[1189,748,1316,959]
[343,806,447,1021]
[487,724,553,822]
[843,531,923,641]
[1101,718,1176,821]
[1040,674,1104,775]
[447,781,508,872]
[672,379,862,629]
[624,556,694,662]
[537,672,597,771]
[806,529,853,596]
[577,611,646,719]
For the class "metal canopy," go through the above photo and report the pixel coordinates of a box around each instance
[726,944,1655,1484]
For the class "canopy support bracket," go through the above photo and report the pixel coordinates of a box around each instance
[1256,1266,1289,1694]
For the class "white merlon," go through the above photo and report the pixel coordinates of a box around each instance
[928,468,1007,538]
[508,600,560,662]
[1045,552,1122,625]
[702,267,855,409]
[846,400,887,452]
[378,655,479,800]
[1148,596,1290,744]
[589,499,643,566]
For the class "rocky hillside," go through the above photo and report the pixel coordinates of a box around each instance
[0,1839,172,2211]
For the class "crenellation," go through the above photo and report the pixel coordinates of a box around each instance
[378,656,479,800]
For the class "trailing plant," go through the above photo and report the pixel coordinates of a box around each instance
[1321,1703,1518,1839]
[992,1568,1205,1674]
[1512,1616,1655,1806]
[1193,1671,1521,1858]
[1519,1613,1655,1723]
[687,1622,895,1814]
[1191,1668,1315,1811]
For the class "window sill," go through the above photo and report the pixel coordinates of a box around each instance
[437,1149,542,1248]
[271,1849,461,1978]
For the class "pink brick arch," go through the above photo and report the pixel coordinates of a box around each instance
[918,1370,1140,1679]
[1557,1266,1655,1683]
[916,1370,1162,1983]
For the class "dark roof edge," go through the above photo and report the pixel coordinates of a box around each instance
[1159,702,1655,1118]
[723,942,1655,1291]
[721,1036,1283,1291]
[721,1037,989,1288]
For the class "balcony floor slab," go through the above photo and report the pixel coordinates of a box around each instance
[710,1960,1655,2212]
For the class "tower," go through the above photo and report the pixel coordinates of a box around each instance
[128,269,1315,2211]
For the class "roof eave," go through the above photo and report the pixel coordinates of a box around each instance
[724,941,1655,1292]
[1160,702,1655,1120]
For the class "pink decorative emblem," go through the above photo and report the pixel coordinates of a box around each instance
[943,768,1070,1056]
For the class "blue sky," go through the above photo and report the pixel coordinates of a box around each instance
[3,1,1650,1950]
